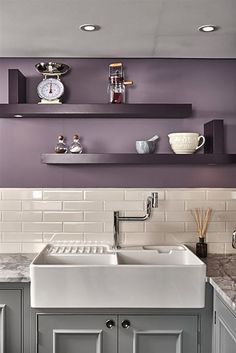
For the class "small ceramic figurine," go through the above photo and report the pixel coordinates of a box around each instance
[69,134,83,154]
[55,135,68,154]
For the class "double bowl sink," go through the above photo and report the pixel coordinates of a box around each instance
[30,244,206,308]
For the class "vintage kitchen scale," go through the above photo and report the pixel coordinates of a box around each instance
[35,62,70,104]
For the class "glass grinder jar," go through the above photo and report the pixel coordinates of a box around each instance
[108,63,133,104]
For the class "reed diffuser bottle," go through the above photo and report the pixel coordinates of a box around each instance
[196,237,207,258]
[191,208,212,258]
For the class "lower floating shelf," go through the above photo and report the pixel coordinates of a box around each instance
[41,153,236,165]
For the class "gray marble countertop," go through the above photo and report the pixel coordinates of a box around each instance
[0,254,34,282]
[205,254,236,313]
[0,253,235,313]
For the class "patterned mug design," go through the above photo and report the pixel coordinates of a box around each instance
[168,133,205,154]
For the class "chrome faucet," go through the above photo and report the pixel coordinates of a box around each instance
[113,192,158,249]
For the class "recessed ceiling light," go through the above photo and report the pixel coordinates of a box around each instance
[80,24,100,32]
[14,114,23,118]
[198,25,218,32]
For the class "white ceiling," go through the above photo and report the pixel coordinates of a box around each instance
[0,0,236,57]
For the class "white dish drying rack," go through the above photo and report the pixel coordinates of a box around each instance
[46,242,111,255]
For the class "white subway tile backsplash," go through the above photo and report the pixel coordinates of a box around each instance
[2,232,42,242]
[2,189,42,200]
[185,200,225,211]
[21,243,45,253]
[22,222,62,232]
[84,233,114,244]
[150,211,165,222]
[226,222,236,232]
[125,190,165,201]
[43,233,84,242]
[0,201,21,210]
[226,201,236,210]
[164,232,197,244]
[104,223,114,232]
[63,222,103,233]
[146,221,185,233]
[43,212,83,222]
[225,243,236,254]
[211,211,236,222]
[2,211,42,222]
[104,201,144,211]
[207,243,225,254]
[207,190,236,200]
[84,211,114,222]
[0,187,235,254]
[165,211,193,222]
[120,222,145,233]
[124,232,165,246]
[166,190,206,200]
[158,200,185,211]
[43,190,83,201]
[63,201,103,211]
[84,190,124,200]
[0,222,21,232]
[0,243,21,253]
[22,201,62,211]
[186,221,226,232]
[206,232,232,243]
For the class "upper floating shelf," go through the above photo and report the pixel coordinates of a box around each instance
[0,103,192,119]
[0,69,192,118]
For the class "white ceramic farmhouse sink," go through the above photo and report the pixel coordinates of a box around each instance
[30,244,206,308]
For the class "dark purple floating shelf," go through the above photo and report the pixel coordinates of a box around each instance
[41,153,236,165]
[0,103,192,119]
[3,69,192,119]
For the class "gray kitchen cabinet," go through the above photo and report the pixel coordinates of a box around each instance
[37,314,117,353]
[35,313,200,353]
[29,283,213,353]
[0,284,30,353]
[213,292,236,353]
[119,315,199,353]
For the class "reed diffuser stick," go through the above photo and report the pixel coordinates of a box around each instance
[191,208,212,238]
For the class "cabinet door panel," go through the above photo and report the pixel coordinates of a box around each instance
[119,315,198,353]
[0,289,22,353]
[37,314,117,353]
[215,295,236,353]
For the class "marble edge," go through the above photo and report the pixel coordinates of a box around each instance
[0,276,30,283]
[209,277,236,313]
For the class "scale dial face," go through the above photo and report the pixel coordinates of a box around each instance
[37,78,64,101]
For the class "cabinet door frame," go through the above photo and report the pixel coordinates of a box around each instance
[118,314,200,353]
[35,312,118,353]
[214,292,236,353]
[0,305,6,353]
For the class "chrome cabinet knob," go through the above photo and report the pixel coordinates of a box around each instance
[106,320,115,329]
[232,230,236,249]
[121,320,131,329]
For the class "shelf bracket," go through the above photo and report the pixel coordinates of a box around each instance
[8,69,26,104]
[204,119,224,154]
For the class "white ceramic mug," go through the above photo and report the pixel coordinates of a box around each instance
[168,132,205,154]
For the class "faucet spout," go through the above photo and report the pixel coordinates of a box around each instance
[113,192,158,249]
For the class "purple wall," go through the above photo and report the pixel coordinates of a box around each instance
[0,58,236,188]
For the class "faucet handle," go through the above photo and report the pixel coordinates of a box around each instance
[151,192,158,208]
[233,230,236,249]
